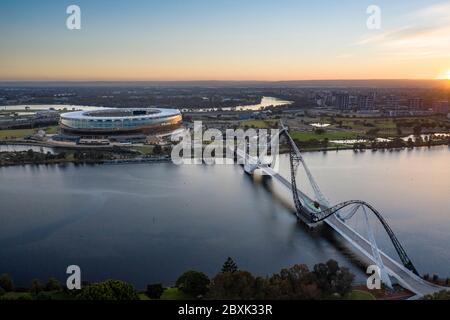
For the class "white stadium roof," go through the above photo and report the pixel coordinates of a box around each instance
[61,108,181,121]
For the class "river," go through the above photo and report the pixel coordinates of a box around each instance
[1,97,293,114]
[231,96,292,111]
[0,146,448,288]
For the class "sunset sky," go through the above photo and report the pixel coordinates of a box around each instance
[1,0,450,81]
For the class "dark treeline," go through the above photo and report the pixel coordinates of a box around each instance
[0,259,355,300]
[0,148,140,166]
[2,258,449,300]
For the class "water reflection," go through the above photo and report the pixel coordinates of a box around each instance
[0,146,448,288]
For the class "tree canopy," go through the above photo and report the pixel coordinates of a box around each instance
[0,274,14,292]
[221,257,238,273]
[176,271,210,297]
[77,280,139,300]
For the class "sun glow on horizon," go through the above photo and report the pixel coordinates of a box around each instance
[437,70,450,80]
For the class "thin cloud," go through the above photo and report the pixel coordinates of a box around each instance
[409,0,450,20]
[356,1,450,59]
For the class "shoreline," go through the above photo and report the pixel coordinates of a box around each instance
[1,143,448,168]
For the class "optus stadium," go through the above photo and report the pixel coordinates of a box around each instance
[60,108,182,135]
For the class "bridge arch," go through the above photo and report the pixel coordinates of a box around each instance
[279,127,419,275]
[312,200,419,275]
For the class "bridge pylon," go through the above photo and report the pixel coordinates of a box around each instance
[278,121,422,278]
[237,121,445,297]
[244,163,258,175]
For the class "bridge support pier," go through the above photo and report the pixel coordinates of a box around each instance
[244,163,257,175]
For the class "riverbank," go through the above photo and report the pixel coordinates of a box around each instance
[0,149,171,167]
[2,258,429,300]
[290,140,450,153]
[1,140,449,167]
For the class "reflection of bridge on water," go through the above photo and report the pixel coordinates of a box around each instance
[236,122,445,299]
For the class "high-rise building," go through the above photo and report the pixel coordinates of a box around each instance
[325,94,334,107]
[408,98,424,109]
[335,93,350,110]
[357,93,375,109]
[433,101,449,114]
[386,95,400,109]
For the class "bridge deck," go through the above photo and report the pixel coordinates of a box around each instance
[258,165,444,297]
[232,138,444,297]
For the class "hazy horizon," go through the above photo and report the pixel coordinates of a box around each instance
[1,79,449,89]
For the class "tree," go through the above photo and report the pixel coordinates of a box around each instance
[221,257,238,273]
[415,136,424,146]
[207,271,258,300]
[413,125,422,135]
[35,292,53,300]
[77,280,139,300]
[16,294,33,300]
[27,149,34,159]
[30,279,45,295]
[407,138,414,148]
[312,260,354,297]
[146,283,164,299]
[423,290,450,300]
[390,138,405,149]
[153,144,162,155]
[265,264,321,300]
[176,271,210,297]
[0,274,14,292]
[45,277,61,291]
[315,128,326,135]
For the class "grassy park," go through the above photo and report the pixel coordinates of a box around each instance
[0,126,59,140]
[0,128,37,139]
[346,290,376,300]
[240,119,278,129]
[290,130,361,142]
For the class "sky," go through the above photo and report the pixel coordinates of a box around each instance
[1,0,450,81]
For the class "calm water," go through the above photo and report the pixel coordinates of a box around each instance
[186,96,293,112]
[225,96,292,111]
[0,146,448,288]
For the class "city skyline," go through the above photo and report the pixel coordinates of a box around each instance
[1,0,450,81]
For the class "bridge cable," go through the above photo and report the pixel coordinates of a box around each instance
[363,205,393,288]
[280,124,419,276]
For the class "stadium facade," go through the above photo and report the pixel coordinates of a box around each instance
[60,108,182,135]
